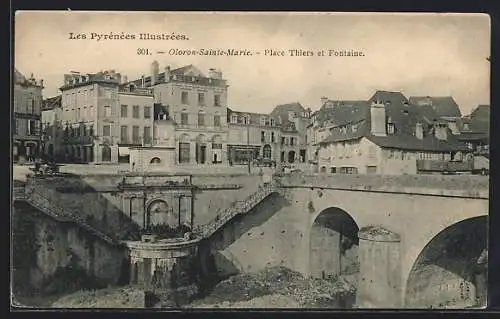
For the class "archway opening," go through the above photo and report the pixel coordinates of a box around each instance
[405,216,487,309]
[150,157,161,164]
[310,207,360,281]
[288,150,296,163]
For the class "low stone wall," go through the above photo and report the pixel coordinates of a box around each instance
[279,174,489,193]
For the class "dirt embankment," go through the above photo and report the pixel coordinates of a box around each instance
[22,267,356,309]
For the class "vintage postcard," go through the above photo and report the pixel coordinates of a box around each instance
[12,11,490,309]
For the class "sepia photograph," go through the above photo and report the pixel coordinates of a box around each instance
[11,11,490,309]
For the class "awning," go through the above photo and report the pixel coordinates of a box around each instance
[118,147,131,157]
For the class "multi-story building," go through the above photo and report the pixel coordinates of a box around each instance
[13,69,44,163]
[128,62,229,166]
[55,62,312,170]
[226,109,282,165]
[314,91,473,175]
[41,95,63,160]
[117,84,154,163]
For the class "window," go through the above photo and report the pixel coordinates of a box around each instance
[300,149,306,162]
[144,106,151,119]
[143,126,151,144]
[132,126,140,143]
[214,115,221,127]
[76,108,81,121]
[120,126,128,143]
[271,132,275,143]
[214,94,221,106]
[330,167,337,174]
[387,123,395,134]
[89,125,94,136]
[181,91,189,105]
[198,112,205,126]
[179,142,190,163]
[230,115,238,124]
[31,99,36,114]
[181,113,188,125]
[103,125,110,136]
[366,166,377,174]
[121,105,128,117]
[14,119,19,135]
[271,119,275,126]
[340,167,358,174]
[133,105,139,118]
[260,117,266,126]
[104,105,111,117]
[261,131,265,142]
[198,93,205,106]
[290,137,295,146]
[320,166,326,173]
[263,145,272,159]
[281,137,285,146]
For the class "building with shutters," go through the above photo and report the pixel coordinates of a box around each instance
[313,91,473,175]
[13,69,44,163]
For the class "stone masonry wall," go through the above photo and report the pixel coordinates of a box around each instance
[12,202,127,296]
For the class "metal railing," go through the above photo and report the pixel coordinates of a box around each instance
[23,188,118,245]
[196,182,278,239]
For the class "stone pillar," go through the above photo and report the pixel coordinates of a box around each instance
[356,226,402,308]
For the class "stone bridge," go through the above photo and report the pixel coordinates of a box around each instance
[206,174,488,309]
[12,172,489,309]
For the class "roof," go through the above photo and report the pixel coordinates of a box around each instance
[127,64,227,88]
[315,100,368,126]
[318,90,469,152]
[409,96,462,118]
[14,68,27,84]
[42,95,62,110]
[59,71,121,90]
[227,108,281,127]
[270,102,306,122]
[470,104,490,122]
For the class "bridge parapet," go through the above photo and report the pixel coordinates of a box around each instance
[278,174,489,199]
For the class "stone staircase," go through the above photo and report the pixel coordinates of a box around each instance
[196,181,279,239]
[14,185,119,246]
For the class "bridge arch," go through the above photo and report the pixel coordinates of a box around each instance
[404,215,487,308]
[309,207,360,282]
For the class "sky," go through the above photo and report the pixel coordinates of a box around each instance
[15,11,490,115]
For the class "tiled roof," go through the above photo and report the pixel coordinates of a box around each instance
[269,102,306,131]
[42,95,62,110]
[318,90,469,152]
[315,100,368,126]
[367,133,468,152]
[409,96,462,118]
[470,104,490,122]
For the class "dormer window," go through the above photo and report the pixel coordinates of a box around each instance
[463,123,470,130]
[260,117,266,126]
[352,124,358,133]
[231,115,238,124]
[387,123,395,134]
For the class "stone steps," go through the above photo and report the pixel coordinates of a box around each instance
[197,182,278,239]
[18,186,119,246]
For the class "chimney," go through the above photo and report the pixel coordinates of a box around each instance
[415,122,424,140]
[151,60,159,86]
[370,100,387,136]
[123,75,128,84]
[164,66,171,82]
[434,123,448,141]
[141,75,145,88]
[320,97,328,106]
[208,68,222,80]
[40,79,44,87]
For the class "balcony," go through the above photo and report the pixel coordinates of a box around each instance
[416,159,474,172]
